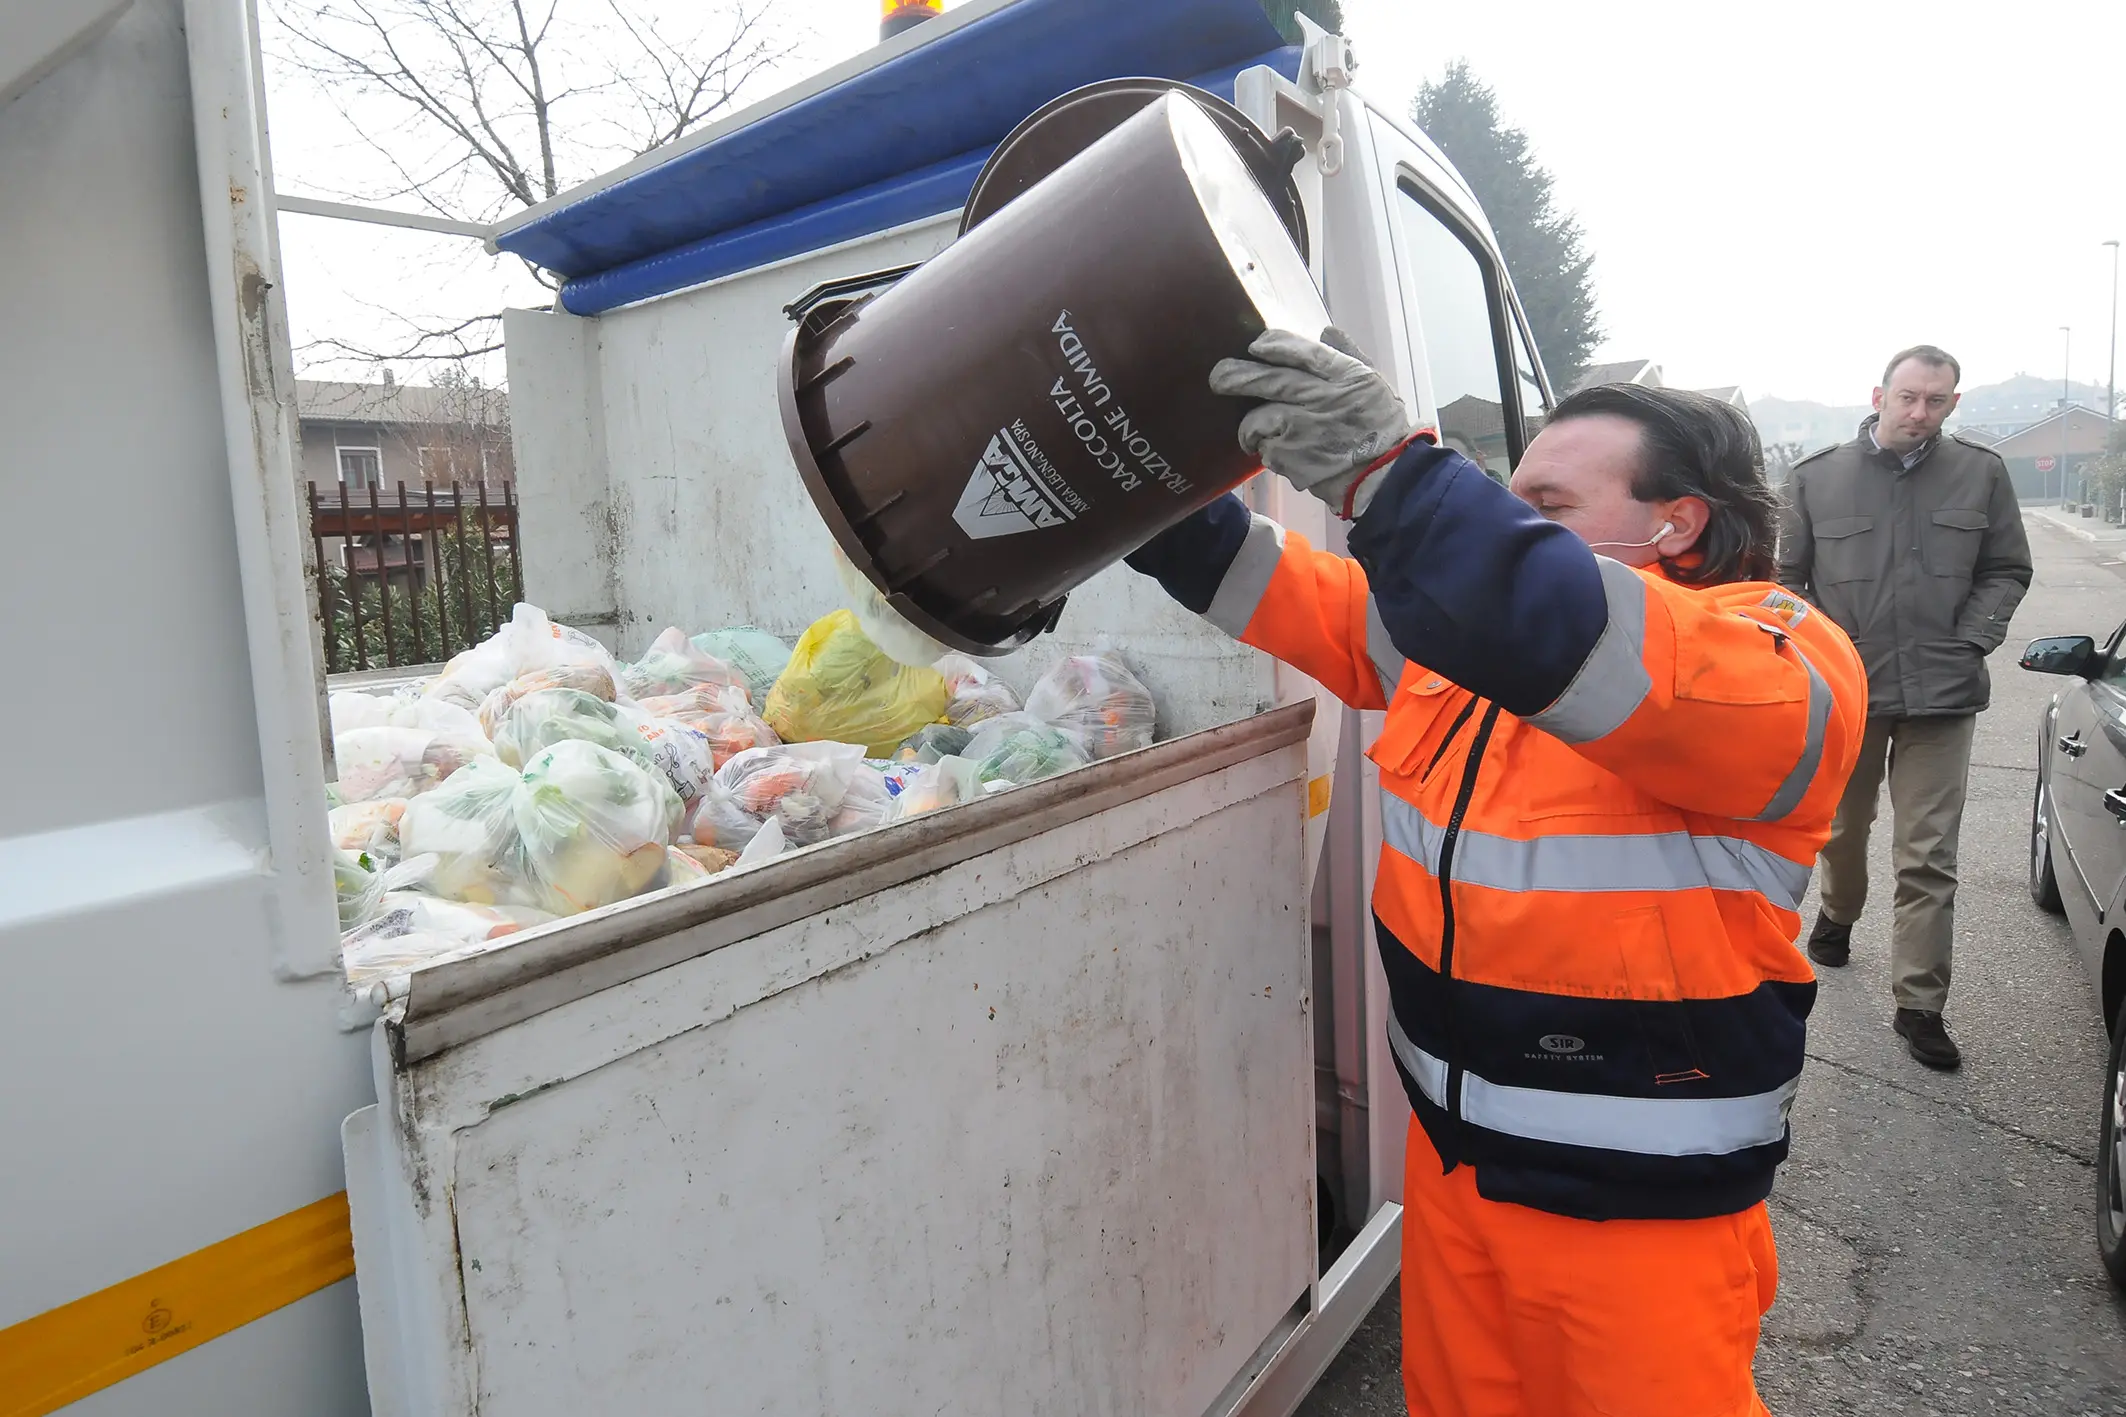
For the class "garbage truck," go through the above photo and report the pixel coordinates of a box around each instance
[0,0,1557,1413]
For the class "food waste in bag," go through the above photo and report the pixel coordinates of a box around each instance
[330,798,408,861]
[332,725,494,803]
[964,713,1090,787]
[341,893,555,985]
[1025,642,1157,760]
[672,842,741,876]
[690,627,792,707]
[493,687,650,769]
[513,740,685,916]
[621,626,742,701]
[764,610,948,758]
[490,685,717,809]
[425,603,625,716]
[394,757,529,906]
[688,741,865,851]
[935,653,1022,728]
[390,740,681,917]
[635,685,779,769]
[330,689,483,741]
[882,755,994,823]
[327,600,1170,986]
[335,848,386,930]
[829,761,893,837]
[894,723,972,764]
[626,712,719,810]
[477,661,620,736]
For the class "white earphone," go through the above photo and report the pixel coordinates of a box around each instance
[1587,521,1676,551]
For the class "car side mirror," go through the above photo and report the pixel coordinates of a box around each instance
[2020,635,2097,676]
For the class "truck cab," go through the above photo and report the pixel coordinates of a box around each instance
[0,1,1552,1413]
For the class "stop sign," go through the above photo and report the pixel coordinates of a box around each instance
[2036,455,2058,473]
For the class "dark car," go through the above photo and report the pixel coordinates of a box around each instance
[2022,628,2126,1289]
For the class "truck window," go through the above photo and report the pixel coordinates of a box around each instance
[1510,313,1550,454]
[1394,179,1518,482]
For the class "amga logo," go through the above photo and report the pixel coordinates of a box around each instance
[953,428,1078,540]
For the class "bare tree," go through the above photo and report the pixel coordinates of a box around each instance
[268,0,802,370]
[1761,439,1807,491]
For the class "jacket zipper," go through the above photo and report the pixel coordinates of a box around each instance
[1420,697,1479,785]
[1435,702,1503,1152]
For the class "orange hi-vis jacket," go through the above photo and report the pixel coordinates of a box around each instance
[1128,444,1867,1220]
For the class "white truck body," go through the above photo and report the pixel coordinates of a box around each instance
[1,1,370,1413]
[0,1,1554,1413]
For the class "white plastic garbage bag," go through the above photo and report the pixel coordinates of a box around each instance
[687,741,866,851]
[332,725,494,803]
[423,603,626,716]
[963,712,1090,786]
[621,626,743,701]
[690,627,792,707]
[935,653,1022,728]
[1024,641,1156,759]
[513,740,684,916]
[330,689,484,741]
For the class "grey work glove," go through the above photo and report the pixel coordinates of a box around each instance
[1210,326,1417,519]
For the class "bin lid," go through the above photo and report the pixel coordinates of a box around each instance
[960,78,1309,263]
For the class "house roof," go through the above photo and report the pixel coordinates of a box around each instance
[296,379,509,429]
[1440,394,1507,441]
[1571,359,1663,392]
[1990,404,2116,459]
[1693,385,1748,409]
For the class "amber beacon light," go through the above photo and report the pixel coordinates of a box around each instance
[881,0,944,40]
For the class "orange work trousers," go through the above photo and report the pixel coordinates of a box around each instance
[1399,1120,1778,1417]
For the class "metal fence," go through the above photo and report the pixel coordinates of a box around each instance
[307,480,524,674]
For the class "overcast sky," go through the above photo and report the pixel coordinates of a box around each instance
[272,0,2126,408]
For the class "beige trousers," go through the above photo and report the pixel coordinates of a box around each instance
[1816,714,1978,1013]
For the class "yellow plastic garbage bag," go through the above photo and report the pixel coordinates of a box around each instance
[764,610,948,757]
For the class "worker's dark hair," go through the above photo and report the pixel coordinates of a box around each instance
[1546,383,1779,586]
[1881,344,1961,388]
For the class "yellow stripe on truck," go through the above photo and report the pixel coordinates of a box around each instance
[0,1192,355,1417]
[1308,774,1333,819]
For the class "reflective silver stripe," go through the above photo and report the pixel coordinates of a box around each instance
[1385,1009,1449,1108]
[1379,792,1811,910]
[1203,514,1286,638]
[1461,1072,1799,1158]
[1750,641,1833,822]
[1365,596,1406,701]
[1526,557,1651,744]
[1390,1008,1797,1158]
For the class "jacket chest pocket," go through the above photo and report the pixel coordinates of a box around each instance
[1367,676,1470,783]
[1811,516,1875,584]
[1925,508,1988,578]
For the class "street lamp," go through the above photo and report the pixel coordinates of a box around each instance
[2061,325,2074,506]
[2105,239,2119,423]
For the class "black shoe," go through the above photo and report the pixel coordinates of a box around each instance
[1806,910,1851,967]
[1894,1009,1963,1070]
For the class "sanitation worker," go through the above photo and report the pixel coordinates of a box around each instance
[1126,332,1866,1417]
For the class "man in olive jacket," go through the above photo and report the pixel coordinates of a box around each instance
[1777,345,2032,1069]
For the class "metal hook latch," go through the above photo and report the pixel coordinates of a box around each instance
[1295,16,1352,176]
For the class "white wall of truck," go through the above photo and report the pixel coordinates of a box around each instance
[1,0,370,1412]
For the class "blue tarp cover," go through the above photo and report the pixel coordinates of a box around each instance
[492,0,1301,315]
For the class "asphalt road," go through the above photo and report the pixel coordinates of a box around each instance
[1297,510,2126,1416]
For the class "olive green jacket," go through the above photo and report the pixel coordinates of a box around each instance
[1776,419,2031,717]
